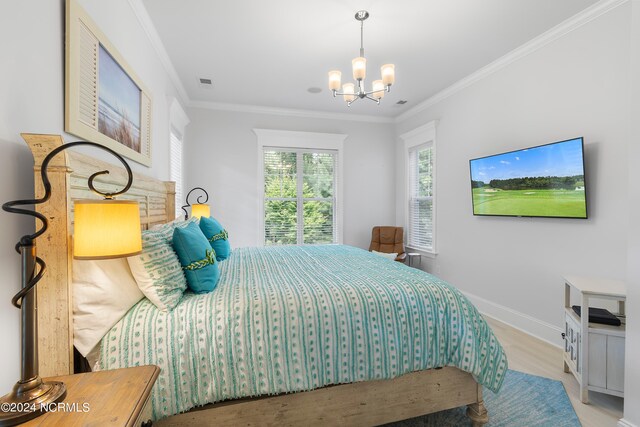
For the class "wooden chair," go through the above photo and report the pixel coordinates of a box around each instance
[369,226,407,262]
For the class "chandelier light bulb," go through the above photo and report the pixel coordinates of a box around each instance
[342,83,355,102]
[372,80,385,99]
[328,70,342,91]
[381,64,395,86]
[352,57,367,81]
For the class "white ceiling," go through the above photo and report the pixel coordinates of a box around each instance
[141,0,599,118]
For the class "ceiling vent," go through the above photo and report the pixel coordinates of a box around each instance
[396,100,408,105]
[198,78,213,89]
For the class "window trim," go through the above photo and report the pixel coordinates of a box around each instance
[400,121,437,256]
[169,128,184,218]
[254,129,346,247]
[264,148,337,245]
[168,98,190,218]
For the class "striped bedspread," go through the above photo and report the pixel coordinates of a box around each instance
[98,245,507,419]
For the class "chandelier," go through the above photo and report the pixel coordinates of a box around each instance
[328,10,395,107]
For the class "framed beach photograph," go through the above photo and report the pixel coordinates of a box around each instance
[65,0,152,166]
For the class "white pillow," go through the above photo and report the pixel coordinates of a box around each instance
[72,258,144,357]
[150,216,198,235]
[127,228,187,312]
[371,250,398,261]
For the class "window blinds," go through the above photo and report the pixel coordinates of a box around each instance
[169,130,183,218]
[408,143,434,251]
[263,148,337,245]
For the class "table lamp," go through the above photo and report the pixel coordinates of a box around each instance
[181,187,210,219]
[0,141,141,425]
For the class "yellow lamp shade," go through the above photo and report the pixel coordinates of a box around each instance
[74,200,142,259]
[352,57,366,80]
[328,70,342,91]
[342,83,355,102]
[372,79,385,99]
[191,203,211,219]
[381,64,395,86]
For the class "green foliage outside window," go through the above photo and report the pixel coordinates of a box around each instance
[409,146,434,250]
[264,151,335,245]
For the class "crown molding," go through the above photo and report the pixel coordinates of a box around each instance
[126,0,190,105]
[125,0,390,124]
[394,0,629,123]
[127,0,627,126]
[189,100,395,124]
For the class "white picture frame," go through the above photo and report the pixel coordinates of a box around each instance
[65,0,152,167]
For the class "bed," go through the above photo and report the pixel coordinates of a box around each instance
[25,134,507,426]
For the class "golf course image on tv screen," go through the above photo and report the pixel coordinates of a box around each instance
[469,138,587,218]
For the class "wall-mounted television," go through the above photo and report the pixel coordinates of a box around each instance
[469,137,587,219]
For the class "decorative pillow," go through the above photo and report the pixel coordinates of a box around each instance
[150,215,185,229]
[151,216,199,242]
[172,222,221,293]
[72,258,144,357]
[127,229,187,311]
[199,216,231,261]
[371,250,398,261]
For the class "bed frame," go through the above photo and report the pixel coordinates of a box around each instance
[24,134,489,426]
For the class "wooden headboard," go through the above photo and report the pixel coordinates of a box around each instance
[23,133,176,377]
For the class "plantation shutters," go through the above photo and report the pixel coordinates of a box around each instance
[169,129,183,218]
[263,148,338,245]
[408,143,434,251]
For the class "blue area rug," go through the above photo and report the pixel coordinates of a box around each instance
[386,370,581,427]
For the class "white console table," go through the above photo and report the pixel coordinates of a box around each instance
[563,275,626,403]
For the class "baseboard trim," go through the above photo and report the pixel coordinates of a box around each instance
[462,290,563,348]
[618,419,638,427]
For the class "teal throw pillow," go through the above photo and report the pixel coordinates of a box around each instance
[199,216,231,261]
[172,222,220,293]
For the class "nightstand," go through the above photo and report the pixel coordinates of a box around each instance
[562,276,626,403]
[22,365,159,426]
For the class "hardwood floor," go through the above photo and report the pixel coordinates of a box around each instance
[485,316,624,427]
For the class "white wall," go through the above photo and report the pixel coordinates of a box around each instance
[1,1,636,419]
[395,4,631,345]
[0,0,185,393]
[622,2,640,426]
[184,108,396,250]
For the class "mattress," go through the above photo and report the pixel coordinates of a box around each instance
[97,245,508,419]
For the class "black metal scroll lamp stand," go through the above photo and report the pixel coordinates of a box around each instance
[181,187,209,220]
[0,141,134,426]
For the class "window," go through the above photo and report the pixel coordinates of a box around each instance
[263,148,337,245]
[169,98,190,218]
[169,129,183,218]
[401,121,436,253]
[255,128,345,246]
[407,143,434,251]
